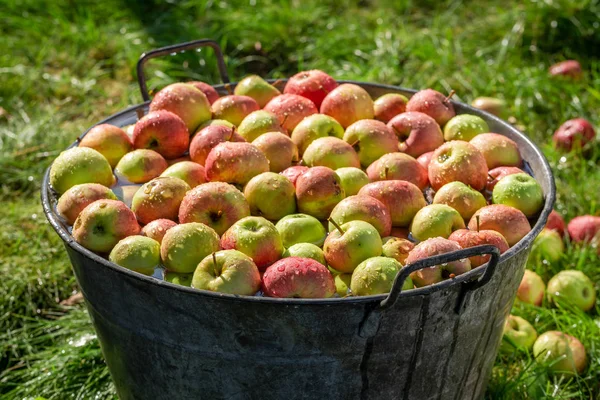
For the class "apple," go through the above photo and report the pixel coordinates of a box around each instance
[470,133,522,169]
[295,166,345,220]
[165,272,193,287]
[141,218,177,244]
[234,75,280,107]
[283,70,338,108]
[115,149,168,184]
[204,142,269,185]
[500,315,538,353]
[373,93,408,123]
[382,237,414,265]
[552,118,596,151]
[366,152,428,190]
[159,161,206,188]
[50,147,114,194]
[486,166,524,191]
[79,124,132,168]
[546,209,566,237]
[468,205,531,246]
[433,181,487,221]
[263,94,318,132]
[252,132,298,173]
[351,256,412,296]
[189,124,245,166]
[492,173,544,217]
[529,228,564,263]
[448,228,509,267]
[567,215,600,244]
[390,227,411,239]
[303,137,360,169]
[211,95,260,127]
[290,114,344,156]
[416,151,434,170]
[57,183,117,225]
[191,250,261,295]
[149,82,211,133]
[179,182,250,236]
[547,270,596,311]
[161,222,220,273]
[323,220,382,274]
[335,273,352,297]
[387,111,444,157]
[429,141,488,191]
[197,119,235,130]
[358,181,427,227]
[533,331,587,375]
[262,257,335,298]
[220,216,284,270]
[443,114,489,141]
[406,89,456,126]
[335,167,369,196]
[275,213,327,248]
[244,172,296,221]
[471,97,507,118]
[72,199,140,253]
[410,204,465,241]
[343,119,399,167]
[280,165,309,186]
[188,81,220,104]
[320,83,374,128]
[405,237,471,287]
[283,243,326,266]
[328,195,392,237]
[132,110,189,159]
[516,269,545,306]
[109,236,160,275]
[236,110,286,142]
[549,60,583,79]
[131,177,190,225]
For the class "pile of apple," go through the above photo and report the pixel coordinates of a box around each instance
[50,69,548,300]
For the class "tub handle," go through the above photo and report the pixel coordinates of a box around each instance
[379,245,501,313]
[136,38,230,102]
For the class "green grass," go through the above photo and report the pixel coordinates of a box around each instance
[1,0,599,398]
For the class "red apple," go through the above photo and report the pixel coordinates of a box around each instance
[264,94,318,132]
[546,209,566,237]
[387,111,444,157]
[470,133,522,169]
[320,83,374,128]
[486,166,524,191]
[366,152,428,190]
[283,70,338,108]
[188,81,220,104]
[406,89,456,126]
[204,142,270,185]
[149,83,212,133]
[567,215,600,244]
[328,195,392,237]
[141,219,177,244]
[448,229,509,267]
[57,183,117,225]
[416,151,434,170]
[132,110,189,159]
[295,166,345,220]
[468,205,531,246]
[79,124,132,168]
[262,257,335,298]
[358,181,427,227]
[189,125,245,166]
[429,141,488,191]
[280,166,309,186]
[517,270,545,306]
[552,118,596,151]
[405,237,471,287]
[549,60,582,79]
[373,93,408,123]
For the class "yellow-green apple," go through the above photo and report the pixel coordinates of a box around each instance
[416,151,434,170]
[197,119,235,130]
[448,229,509,267]
[234,75,280,107]
[335,167,369,196]
[546,209,566,236]
[469,205,531,246]
[131,177,190,224]
[351,256,412,295]
[165,272,193,287]
[553,118,596,151]
[303,137,360,169]
[366,152,428,190]
[343,119,399,167]
[141,218,177,244]
[547,270,596,311]
[382,237,414,265]
[549,60,582,79]
[500,315,537,353]
[373,93,408,123]
[220,216,284,270]
[188,81,219,104]
[443,114,489,141]
[204,142,269,185]
[191,250,261,295]
[79,124,132,167]
[295,166,345,220]
[211,95,260,127]
[50,147,114,194]
[149,82,211,133]
[189,125,245,166]
[160,222,220,273]
[236,110,286,142]
[283,243,326,266]
[405,237,471,287]
[262,257,335,298]
[320,83,374,128]
[324,220,382,273]
[406,89,456,126]
[244,172,296,220]
[275,213,327,248]
[57,183,117,225]
[291,114,344,156]
[470,133,522,169]
[429,141,488,191]
[280,165,309,186]
[516,269,545,306]
[178,182,250,235]
[72,199,140,253]
[358,181,427,227]
[533,331,587,375]
[132,110,189,159]
[433,181,487,220]
[328,195,392,237]
[471,97,506,117]
[109,236,160,275]
[529,228,564,263]
[264,94,318,132]
[160,161,206,188]
[283,70,338,108]
[387,111,444,157]
[252,132,298,172]
[486,166,524,191]
[335,273,352,297]
[115,149,168,184]
[492,173,543,217]
[410,204,465,241]
[567,215,600,244]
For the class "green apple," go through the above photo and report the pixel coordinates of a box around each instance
[237,110,286,142]
[547,270,596,311]
[533,331,587,375]
[443,114,489,141]
[351,256,412,296]
[335,167,369,196]
[493,173,544,218]
[234,75,280,107]
[291,114,345,156]
[211,95,260,127]
[283,243,326,266]
[244,172,296,221]
[109,236,160,275]
[432,181,487,221]
[115,149,168,184]
[382,237,414,265]
[500,315,538,353]
[50,147,114,194]
[302,137,360,170]
[165,272,193,287]
[335,273,353,297]
[191,250,261,295]
[160,161,206,188]
[160,222,220,273]
[275,213,327,248]
[470,133,522,169]
[529,228,564,263]
[410,204,465,241]
[324,220,382,273]
[516,269,545,306]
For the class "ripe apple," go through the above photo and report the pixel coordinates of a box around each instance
[358,181,427,227]
[469,205,531,246]
[500,315,537,353]
[529,228,564,263]
[264,93,318,132]
[433,181,487,221]
[197,119,235,130]
[132,110,189,159]
[328,195,392,237]
[50,147,114,194]
[234,75,280,107]
[115,149,167,184]
[428,140,488,191]
[160,161,206,188]
[373,93,408,123]
[410,204,465,241]
[79,124,132,168]
[188,81,219,104]
[366,152,428,190]
[179,182,250,236]
[335,273,352,297]
[236,110,286,142]
[244,172,296,220]
[324,220,382,273]
[448,229,509,267]
[303,137,360,169]
[382,237,414,265]
[492,173,544,217]
[567,215,600,244]
[283,243,326,266]
[72,199,140,253]
[549,60,583,79]
[406,89,456,126]
[57,183,117,225]
[160,222,220,273]
[280,165,309,186]
[141,218,177,244]
[471,97,507,118]
[486,166,524,191]
[552,118,596,151]
[320,83,374,128]
[149,82,211,133]
[220,216,284,270]
[416,151,434,170]
[131,177,190,225]
[390,227,411,239]
[533,331,587,375]
[405,237,471,287]
[351,256,412,295]
[204,142,269,185]
[547,270,596,311]
[290,114,345,156]
[516,269,545,306]
[252,132,298,173]
[470,133,522,169]
[191,250,261,295]
[343,119,399,167]
[283,70,338,108]
[295,166,345,220]
[109,236,160,275]
[387,111,444,157]
[275,213,327,248]
[545,209,566,237]
[189,124,245,166]
[211,95,260,127]
[443,114,489,141]
[262,257,335,298]
[335,167,369,196]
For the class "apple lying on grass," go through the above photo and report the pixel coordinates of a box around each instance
[516,269,545,306]
[533,331,587,375]
[500,315,537,353]
[547,270,596,312]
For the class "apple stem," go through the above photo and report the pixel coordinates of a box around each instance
[212,252,217,265]
[272,79,283,88]
[224,83,233,95]
[350,139,360,149]
[476,215,480,232]
[280,114,289,128]
[135,107,145,120]
[444,90,456,103]
[328,218,345,234]
[449,273,456,279]
[227,127,236,141]
[384,167,389,179]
